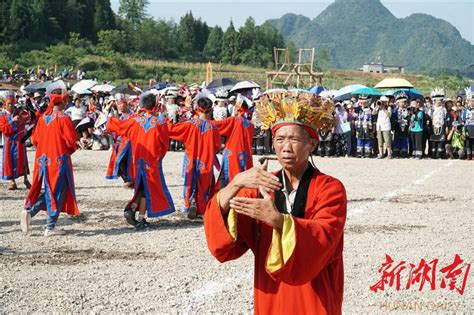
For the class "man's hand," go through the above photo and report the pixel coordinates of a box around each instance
[232,159,281,192]
[229,186,284,229]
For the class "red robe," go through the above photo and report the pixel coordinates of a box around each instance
[24,110,79,216]
[112,114,175,217]
[213,116,254,186]
[106,111,134,181]
[168,118,220,215]
[1,110,29,180]
[204,169,347,315]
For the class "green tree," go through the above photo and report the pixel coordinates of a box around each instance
[9,0,32,41]
[317,48,330,70]
[97,29,130,53]
[221,21,239,65]
[118,0,148,29]
[203,26,224,62]
[94,0,116,33]
[135,19,175,59]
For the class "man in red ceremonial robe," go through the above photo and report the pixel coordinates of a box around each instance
[1,91,31,190]
[168,97,220,219]
[213,96,254,188]
[111,92,175,230]
[21,84,79,236]
[105,93,134,188]
[204,94,346,314]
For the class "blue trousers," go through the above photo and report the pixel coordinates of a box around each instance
[28,186,67,230]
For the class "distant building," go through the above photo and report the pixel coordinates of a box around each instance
[361,63,405,74]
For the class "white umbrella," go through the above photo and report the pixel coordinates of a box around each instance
[46,80,67,96]
[319,89,338,99]
[230,80,260,93]
[91,83,115,93]
[71,80,97,94]
[263,88,287,94]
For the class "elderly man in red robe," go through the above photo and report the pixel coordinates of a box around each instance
[111,92,175,230]
[168,97,221,219]
[1,91,31,190]
[213,95,254,188]
[21,82,79,236]
[204,91,346,314]
[105,93,134,188]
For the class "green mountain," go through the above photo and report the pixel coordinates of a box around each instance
[266,0,474,73]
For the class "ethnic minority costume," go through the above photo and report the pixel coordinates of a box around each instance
[168,117,220,215]
[204,91,346,314]
[111,114,175,218]
[391,93,410,158]
[410,109,425,159]
[354,103,374,158]
[428,88,449,159]
[106,109,134,183]
[461,90,474,159]
[24,90,79,231]
[1,107,30,181]
[213,115,254,188]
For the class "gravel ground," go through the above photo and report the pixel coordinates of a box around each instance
[0,149,473,314]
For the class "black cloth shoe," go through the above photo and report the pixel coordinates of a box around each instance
[135,218,152,231]
[124,209,138,226]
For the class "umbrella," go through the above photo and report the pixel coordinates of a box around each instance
[110,83,141,96]
[308,85,326,94]
[263,88,287,94]
[0,83,20,91]
[319,89,338,99]
[46,80,67,96]
[374,78,414,89]
[207,77,239,91]
[385,88,424,100]
[71,79,97,94]
[230,80,260,93]
[151,83,169,90]
[469,85,474,92]
[24,81,53,93]
[91,84,115,93]
[352,87,382,96]
[333,84,368,101]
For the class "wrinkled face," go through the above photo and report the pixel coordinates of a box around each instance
[273,125,317,172]
[117,101,128,113]
[4,98,15,112]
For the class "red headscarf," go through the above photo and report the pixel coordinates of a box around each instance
[271,122,319,141]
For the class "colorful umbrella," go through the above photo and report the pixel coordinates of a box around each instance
[352,87,382,96]
[374,78,414,89]
[308,85,326,94]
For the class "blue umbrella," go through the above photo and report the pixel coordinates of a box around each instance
[469,85,474,92]
[152,82,170,90]
[351,87,382,96]
[308,85,326,94]
[334,84,368,101]
[389,88,424,101]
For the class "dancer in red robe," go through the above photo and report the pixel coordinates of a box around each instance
[110,92,175,230]
[0,91,31,190]
[168,97,220,218]
[21,84,79,236]
[213,97,254,187]
[204,92,345,314]
[105,93,134,188]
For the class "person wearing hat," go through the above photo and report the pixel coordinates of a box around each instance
[353,94,374,158]
[167,97,221,219]
[204,91,346,314]
[333,101,352,157]
[409,100,425,159]
[164,91,179,151]
[373,96,393,159]
[391,92,410,158]
[427,88,449,159]
[0,90,31,190]
[461,89,474,160]
[213,94,255,188]
[111,92,175,230]
[105,93,135,188]
[21,84,79,236]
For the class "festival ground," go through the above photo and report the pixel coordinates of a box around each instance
[0,150,473,313]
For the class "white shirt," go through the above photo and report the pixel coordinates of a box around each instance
[376,108,392,131]
[65,106,85,121]
[281,173,298,214]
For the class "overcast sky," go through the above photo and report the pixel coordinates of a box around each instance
[110,0,474,44]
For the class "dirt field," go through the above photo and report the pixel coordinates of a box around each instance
[0,149,473,314]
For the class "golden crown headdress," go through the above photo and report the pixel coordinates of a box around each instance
[254,90,335,133]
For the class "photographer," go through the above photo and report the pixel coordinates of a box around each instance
[445,120,466,159]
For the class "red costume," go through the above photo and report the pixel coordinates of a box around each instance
[213,116,254,186]
[106,110,134,182]
[204,167,347,315]
[168,118,220,215]
[24,109,79,216]
[1,109,30,180]
[111,114,175,217]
